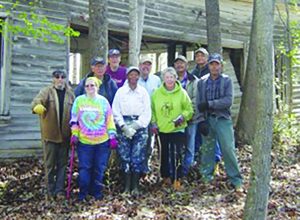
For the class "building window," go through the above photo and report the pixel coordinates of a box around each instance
[0,16,11,120]
[69,52,81,85]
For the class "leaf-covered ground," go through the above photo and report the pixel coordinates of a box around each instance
[0,144,299,219]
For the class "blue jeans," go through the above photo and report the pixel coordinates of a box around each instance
[183,123,198,175]
[77,141,110,200]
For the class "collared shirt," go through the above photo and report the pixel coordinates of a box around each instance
[180,71,188,89]
[138,74,161,96]
[112,83,151,128]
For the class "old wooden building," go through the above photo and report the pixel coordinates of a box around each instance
[0,0,298,158]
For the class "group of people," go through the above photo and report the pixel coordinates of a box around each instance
[32,47,243,202]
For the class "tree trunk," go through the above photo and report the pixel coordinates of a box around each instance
[205,0,222,54]
[240,0,275,219]
[89,0,108,60]
[128,0,145,66]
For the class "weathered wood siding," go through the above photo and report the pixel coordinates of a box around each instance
[0,2,68,158]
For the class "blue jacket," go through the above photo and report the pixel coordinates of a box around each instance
[74,72,118,105]
[196,73,233,122]
[191,64,209,78]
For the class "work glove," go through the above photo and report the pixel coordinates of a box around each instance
[121,125,136,139]
[198,121,209,136]
[150,123,159,135]
[173,115,184,127]
[109,137,118,149]
[33,104,46,115]
[70,135,79,146]
[130,121,141,130]
[198,102,209,112]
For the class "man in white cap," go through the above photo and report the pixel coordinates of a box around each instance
[191,47,210,78]
[138,57,161,174]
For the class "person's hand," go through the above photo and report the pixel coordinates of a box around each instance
[33,104,46,115]
[130,121,141,130]
[173,115,184,127]
[121,125,136,139]
[198,102,209,112]
[199,121,209,136]
[150,123,159,134]
[70,135,79,146]
[109,137,118,149]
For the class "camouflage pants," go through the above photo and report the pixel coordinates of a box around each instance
[117,126,148,174]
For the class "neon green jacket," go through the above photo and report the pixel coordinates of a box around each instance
[151,81,193,133]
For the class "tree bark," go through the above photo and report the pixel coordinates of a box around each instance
[240,1,275,219]
[128,0,145,66]
[205,0,222,54]
[89,0,108,60]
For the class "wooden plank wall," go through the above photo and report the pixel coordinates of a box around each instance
[0,2,68,158]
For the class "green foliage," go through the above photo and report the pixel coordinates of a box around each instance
[0,1,80,44]
[273,106,300,153]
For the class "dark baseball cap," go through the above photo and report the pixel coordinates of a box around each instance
[52,70,66,78]
[108,49,121,57]
[90,57,105,66]
[208,53,222,64]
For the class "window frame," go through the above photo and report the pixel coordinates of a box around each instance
[0,14,12,121]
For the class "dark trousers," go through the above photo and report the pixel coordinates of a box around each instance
[77,141,110,200]
[44,141,68,196]
[159,132,186,181]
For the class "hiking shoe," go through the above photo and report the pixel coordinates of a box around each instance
[173,180,181,190]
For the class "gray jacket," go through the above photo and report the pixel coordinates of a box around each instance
[186,73,201,123]
[196,73,233,122]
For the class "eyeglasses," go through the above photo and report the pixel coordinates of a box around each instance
[85,84,95,88]
[54,75,66,79]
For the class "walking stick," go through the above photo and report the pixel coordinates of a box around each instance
[67,143,75,200]
[39,118,49,203]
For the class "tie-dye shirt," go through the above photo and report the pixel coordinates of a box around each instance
[70,94,116,145]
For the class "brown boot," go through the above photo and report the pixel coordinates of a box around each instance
[173,179,181,190]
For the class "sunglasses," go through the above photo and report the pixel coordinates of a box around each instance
[85,84,95,88]
[54,75,66,79]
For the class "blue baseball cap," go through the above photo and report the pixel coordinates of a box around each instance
[208,53,223,64]
[90,57,105,66]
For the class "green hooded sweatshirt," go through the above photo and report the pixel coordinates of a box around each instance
[151,81,193,133]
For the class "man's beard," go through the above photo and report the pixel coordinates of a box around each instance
[54,84,65,90]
